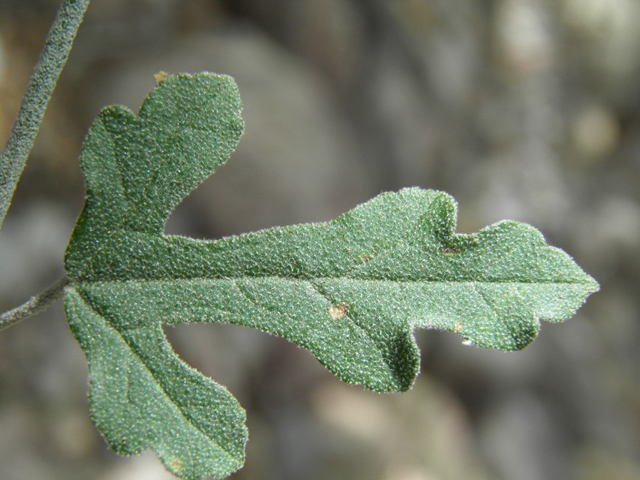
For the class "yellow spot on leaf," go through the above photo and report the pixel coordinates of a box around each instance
[329,302,349,320]
[169,457,182,473]
[359,254,372,264]
[453,322,463,333]
[154,71,170,84]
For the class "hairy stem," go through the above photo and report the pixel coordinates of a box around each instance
[0,276,70,331]
[0,0,91,230]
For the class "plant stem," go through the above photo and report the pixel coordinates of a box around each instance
[0,276,70,331]
[0,0,91,230]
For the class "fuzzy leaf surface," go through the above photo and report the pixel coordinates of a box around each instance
[64,73,599,479]
[64,73,247,480]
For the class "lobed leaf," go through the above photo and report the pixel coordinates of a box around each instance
[64,73,599,479]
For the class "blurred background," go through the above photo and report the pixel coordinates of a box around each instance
[0,1,638,479]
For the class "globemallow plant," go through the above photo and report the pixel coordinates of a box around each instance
[0,2,598,479]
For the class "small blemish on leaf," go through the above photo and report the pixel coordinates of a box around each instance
[154,71,170,84]
[169,457,182,473]
[359,254,372,264]
[442,246,461,254]
[329,302,349,320]
[453,322,463,334]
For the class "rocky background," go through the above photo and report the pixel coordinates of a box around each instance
[1,1,638,479]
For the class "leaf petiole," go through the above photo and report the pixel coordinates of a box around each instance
[0,276,70,331]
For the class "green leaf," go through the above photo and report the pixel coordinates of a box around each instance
[65,73,247,480]
[64,73,599,479]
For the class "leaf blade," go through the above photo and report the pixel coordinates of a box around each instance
[69,186,597,392]
[64,73,598,479]
[65,288,247,480]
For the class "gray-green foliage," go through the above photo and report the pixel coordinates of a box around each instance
[63,73,598,479]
